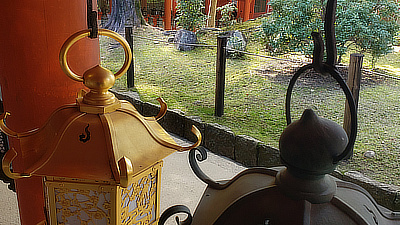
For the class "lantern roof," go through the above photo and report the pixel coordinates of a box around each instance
[0,29,201,187]
[190,166,400,225]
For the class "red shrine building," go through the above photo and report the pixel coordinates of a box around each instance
[98,0,272,30]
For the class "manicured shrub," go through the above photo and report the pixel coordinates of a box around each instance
[217,2,238,27]
[259,0,400,64]
[175,0,207,31]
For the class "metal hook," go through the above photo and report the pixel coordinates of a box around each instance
[155,97,167,121]
[87,0,98,38]
[310,0,337,70]
[311,32,324,74]
[285,0,357,162]
[324,0,338,67]
[2,148,31,180]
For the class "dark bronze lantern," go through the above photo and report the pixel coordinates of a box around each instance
[0,29,201,225]
[157,0,400,223]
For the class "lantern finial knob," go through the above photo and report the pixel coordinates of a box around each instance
[279,108,348,175]
[276,109,348,203]
[80,65,117,106]
[59,29,132,112]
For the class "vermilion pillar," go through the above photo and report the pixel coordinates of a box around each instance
[165,0,172,30]
[243,0,253,21]
[0,1,99,224]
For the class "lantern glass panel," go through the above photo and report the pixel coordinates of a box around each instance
[119,162,162,224]
[45,181,116,225]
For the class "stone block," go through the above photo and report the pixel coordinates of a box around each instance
[234,135,260,167]
[257,144,281,167]
[142,101,160,117]
[159,109,185,137]
[204,123,235,159]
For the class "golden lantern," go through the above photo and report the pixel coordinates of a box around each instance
[1,29,201,225]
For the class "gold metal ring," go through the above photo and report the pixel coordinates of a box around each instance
[59,29,132,82]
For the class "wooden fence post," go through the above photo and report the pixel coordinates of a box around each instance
[125,26,135,88]
[215,36,228,117]
[344,53,363,139]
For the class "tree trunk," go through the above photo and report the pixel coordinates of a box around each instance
[104,0,147,32]
[134,0,147,26]
[207,0,218,27]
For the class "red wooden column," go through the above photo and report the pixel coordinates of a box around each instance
[0,1,99,224]
[243,0,253,21]
[164,0,172,30]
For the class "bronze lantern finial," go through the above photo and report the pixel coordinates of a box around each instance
[277,108,349,203]
[280,108,349,176]
[59,29,133,113]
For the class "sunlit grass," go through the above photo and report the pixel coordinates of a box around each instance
[100,24,400,186]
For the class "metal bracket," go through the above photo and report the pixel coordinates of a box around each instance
[158,205,192,225]
[87,0,98,38]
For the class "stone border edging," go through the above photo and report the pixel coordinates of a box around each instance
[112,90,400,211]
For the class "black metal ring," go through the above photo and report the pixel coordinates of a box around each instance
[189,147,226,189]
[285,63,357,163]
[158,205,192,225]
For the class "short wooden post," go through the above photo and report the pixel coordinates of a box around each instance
[125,26,135,88]
[343,53,363,138]
[215,36,228,117]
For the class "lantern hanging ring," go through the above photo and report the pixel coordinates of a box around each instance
[284,0,357,163]
[59,28,132,82]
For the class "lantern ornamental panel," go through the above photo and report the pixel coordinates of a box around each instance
[45,161,162,224]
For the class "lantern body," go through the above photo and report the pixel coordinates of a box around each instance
[44,161,162,224]
[0,99,199,225]
[0,28,201,225]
